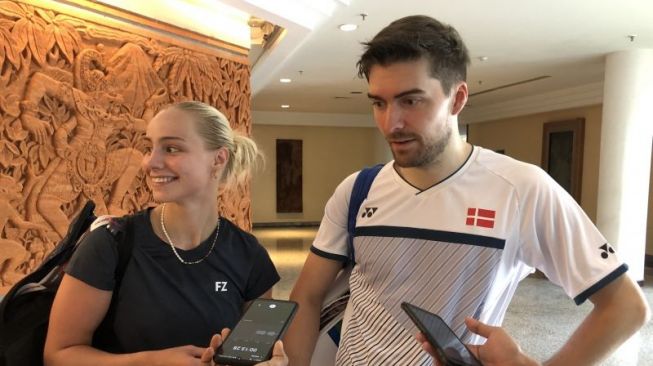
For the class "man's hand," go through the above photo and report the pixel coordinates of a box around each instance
[464,317,539,366]
[416,317,540,366]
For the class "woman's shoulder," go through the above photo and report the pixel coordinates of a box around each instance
[218,217,264,249]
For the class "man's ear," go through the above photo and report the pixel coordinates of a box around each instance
[450,82,469,116]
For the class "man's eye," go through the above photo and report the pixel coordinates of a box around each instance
[402,98,420,106]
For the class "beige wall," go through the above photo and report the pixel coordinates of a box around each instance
[251,124,384,223]
[467,105,603,221]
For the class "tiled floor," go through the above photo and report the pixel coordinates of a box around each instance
[254,227,653,366]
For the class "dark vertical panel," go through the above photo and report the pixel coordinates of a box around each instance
[276,139,303,213]
[541,118,585,202]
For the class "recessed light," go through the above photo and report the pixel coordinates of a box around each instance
[281,104,290,109]
[478,56,489,62]
[280,78,292,83]
[338,23,358,32]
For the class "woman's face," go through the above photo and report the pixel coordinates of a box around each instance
[142,108,226,204]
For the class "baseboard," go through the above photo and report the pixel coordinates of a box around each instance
[252,221,321,228]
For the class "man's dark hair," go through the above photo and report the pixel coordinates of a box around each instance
[357,15,470,95]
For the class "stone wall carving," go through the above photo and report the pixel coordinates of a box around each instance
[0,1,252,292]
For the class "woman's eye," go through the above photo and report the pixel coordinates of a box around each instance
[165,146,180,153]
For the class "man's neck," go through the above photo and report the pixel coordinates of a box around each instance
[395,140,472,191]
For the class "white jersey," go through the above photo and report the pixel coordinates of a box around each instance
[311,146,626,366]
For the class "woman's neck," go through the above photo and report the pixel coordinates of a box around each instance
[155,201,220,250]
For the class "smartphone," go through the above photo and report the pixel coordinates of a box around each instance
[213,298,298,366]
[401,302,482,366]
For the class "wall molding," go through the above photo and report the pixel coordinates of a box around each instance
[252,110,375,128]
[462,82,604,124]
[32,0,248,62]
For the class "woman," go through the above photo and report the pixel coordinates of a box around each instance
[45,101,285,365]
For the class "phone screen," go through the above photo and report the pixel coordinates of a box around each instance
[401,302,482,366]
[214,299,297,366]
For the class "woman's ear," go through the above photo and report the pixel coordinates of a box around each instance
[212,147,229,178]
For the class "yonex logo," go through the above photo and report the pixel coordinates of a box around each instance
[466,208,496,228]
[599,244,615,259]
[361,207,378,218]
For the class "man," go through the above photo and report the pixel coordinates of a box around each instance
[285,15,650,366]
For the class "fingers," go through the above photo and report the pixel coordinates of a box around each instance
[259,341,288,366]
[415,332,442,366]
[209,334,222,350]
[465,317,496,338]
[415,332,427,343]
[199,345,215,365]
[271,340,286,358]
[220,328,231,340]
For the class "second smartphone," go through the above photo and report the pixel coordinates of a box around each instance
[401,302,482,366]
[214,298,298,366]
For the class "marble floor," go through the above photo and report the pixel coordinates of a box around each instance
[254,227,653,366]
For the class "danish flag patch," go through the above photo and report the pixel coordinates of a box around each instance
[466,208,496,228]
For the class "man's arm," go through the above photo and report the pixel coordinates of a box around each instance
[285,253,342,366]
[542,274,650,365]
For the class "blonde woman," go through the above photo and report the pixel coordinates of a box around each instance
[45,102,286,366]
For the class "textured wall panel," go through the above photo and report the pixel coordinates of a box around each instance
[0,0,252,291]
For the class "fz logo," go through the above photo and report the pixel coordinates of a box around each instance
[215,281,228,292]
[599,244,615,259]
[361,207,378,218]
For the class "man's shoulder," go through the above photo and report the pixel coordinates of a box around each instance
[473,147,548,186]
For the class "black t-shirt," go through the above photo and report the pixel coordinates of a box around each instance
[65,209,280,353]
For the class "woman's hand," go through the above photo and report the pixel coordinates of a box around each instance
[200,329,288,366]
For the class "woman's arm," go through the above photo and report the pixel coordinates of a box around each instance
[44,274,207,366]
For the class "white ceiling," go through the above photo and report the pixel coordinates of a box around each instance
[245,0,653,123]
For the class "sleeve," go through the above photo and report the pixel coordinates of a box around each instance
[64,226,120,291]
[516,166,627,305]
[310,171,359,262]
[244,244,280,301]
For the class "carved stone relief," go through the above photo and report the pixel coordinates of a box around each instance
[0,1,253,292]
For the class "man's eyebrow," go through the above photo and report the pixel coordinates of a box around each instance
[367,88,426,100]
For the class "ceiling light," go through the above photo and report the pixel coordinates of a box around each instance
[280,78,292,83]
[281,104,290,109]
[478,56,489,62]
[338,23,358,32]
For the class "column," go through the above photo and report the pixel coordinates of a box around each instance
[596,50,653,282]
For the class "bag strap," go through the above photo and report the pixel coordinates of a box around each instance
[346,164,383,265]
[93,215,135,349]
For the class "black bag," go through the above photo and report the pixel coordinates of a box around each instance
[0,201,135,366]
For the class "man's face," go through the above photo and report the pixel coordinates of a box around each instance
[367,58,457,168]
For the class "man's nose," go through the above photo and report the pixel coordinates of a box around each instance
[385,105,405,132]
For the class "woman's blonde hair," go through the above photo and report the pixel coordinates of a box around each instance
[169,101,262,183]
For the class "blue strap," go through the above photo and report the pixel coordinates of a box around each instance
[346,164,383,264]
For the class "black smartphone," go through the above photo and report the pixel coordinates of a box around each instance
[401,302,482,366]
[214,298,298,366]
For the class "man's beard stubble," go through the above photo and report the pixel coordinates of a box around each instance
[390,124,452,168]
